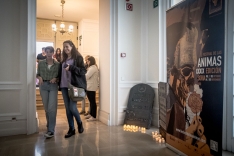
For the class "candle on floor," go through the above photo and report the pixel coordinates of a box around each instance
[138,127,141,131]
[159,139,162,143]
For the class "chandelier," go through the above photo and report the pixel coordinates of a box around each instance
[52,0,73,35]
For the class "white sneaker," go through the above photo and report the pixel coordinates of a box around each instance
[85,114,91,119]
[87,116,96,122]
[44,131,54,138]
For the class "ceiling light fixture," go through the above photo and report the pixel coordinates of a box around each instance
[52,0,73,35]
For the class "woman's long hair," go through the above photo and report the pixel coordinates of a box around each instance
[54,48,61,61]
[62,40,80,62]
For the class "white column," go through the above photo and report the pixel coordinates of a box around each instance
[27,0,38,134]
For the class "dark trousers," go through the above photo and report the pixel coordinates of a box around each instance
[87,91,97,118]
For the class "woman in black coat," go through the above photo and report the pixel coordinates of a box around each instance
[59,40,86,138]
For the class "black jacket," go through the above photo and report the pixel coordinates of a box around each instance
[58,54,87,90]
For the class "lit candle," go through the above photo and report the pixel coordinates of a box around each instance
[156,137,159,141]
[159,139,162,143]
[152,132,155,135]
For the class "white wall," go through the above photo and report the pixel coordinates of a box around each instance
[117,0,161,126]
[0,0,37,136]
[78,19,99,65]
[99,0,163,126]
[171,0,183,6]
[99,0,111,125]
[118,0,142,125]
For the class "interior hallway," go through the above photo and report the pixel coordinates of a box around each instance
[0,108,233,156]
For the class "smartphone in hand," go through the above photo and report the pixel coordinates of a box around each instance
[63,64,69,68]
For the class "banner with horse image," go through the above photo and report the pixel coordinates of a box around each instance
[166,0,224,155]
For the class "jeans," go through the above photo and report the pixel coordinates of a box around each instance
[81,98,86,112]
[86,91,97,118]
[61,88,82,130]
[39,82,58,133]
[81,96,90,112]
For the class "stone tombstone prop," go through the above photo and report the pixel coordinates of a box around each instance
[124,83,155,129]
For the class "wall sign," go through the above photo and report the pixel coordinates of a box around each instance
[153,0,158,8]
[79,35,82,46]
[126,3,133,11]
[166,0,225,155]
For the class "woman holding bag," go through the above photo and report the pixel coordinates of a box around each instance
[59,40,86,138]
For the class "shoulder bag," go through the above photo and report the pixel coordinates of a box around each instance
[66,70,86,101]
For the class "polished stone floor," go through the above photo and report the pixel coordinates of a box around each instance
[0,108,234,156]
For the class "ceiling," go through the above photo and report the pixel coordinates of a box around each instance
[37,0,99,23]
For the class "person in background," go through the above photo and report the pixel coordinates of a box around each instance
[84,55,90,69]
[54,48,62,63]
[85,56,99,121]
[59,40,86,138]
[36,46,60,138]
[80,55,90,115]
[37,47,46,62]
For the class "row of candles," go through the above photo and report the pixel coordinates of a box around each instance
[123,124,146,133]
[152,131,165,143]
[122,125,165,143]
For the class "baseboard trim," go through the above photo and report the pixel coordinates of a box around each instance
[98,110,110,125]
[0,119,27,136]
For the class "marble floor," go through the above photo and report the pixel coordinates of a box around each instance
[0,108,234,156]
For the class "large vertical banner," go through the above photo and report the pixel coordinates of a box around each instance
[166,0,224,155]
